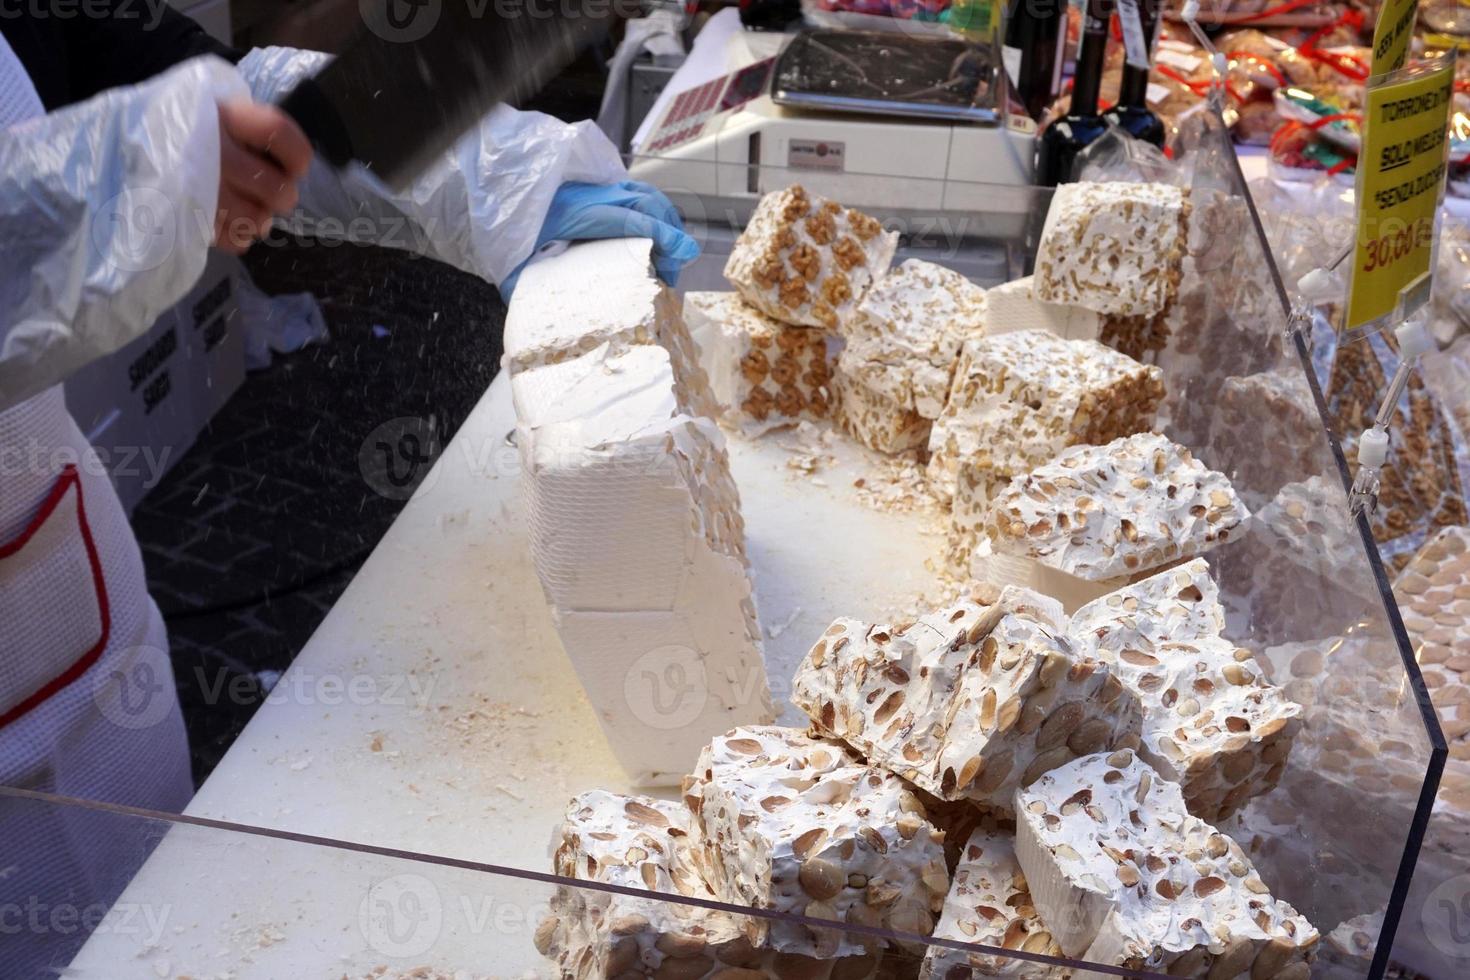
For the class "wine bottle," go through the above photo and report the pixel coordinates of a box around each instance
[1035,0,1114,186]
[1003,0,1068,121]
[1105,0,1167,147]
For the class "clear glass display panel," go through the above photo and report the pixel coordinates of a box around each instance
[0,153,1442,980]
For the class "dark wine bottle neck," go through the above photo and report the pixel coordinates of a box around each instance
[1117,0,1157,108]
[1070,0,1114,116]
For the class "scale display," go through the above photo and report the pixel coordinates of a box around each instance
[771,29,1000,124]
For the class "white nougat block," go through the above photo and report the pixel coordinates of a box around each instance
[511,311,774,788]
[984,276,1101,342]
[725,185,898,329]
[503,237,718,418]
[919,829,1071,980]
[983,433,1250,582]
[1033,182,1187,319]
[1014,752,1318,978]
[684,290,839,434]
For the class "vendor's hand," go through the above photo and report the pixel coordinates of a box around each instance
[500,180,699,301]
[214,101,313,254]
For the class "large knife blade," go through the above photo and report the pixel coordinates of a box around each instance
[279,0,611,190]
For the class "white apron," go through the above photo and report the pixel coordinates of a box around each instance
[0,38,193,979]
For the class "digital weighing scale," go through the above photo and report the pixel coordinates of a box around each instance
[629,27,1039,250]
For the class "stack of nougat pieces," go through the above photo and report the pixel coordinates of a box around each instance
[542,565,1313,978]
[691,185,899,433]
[504,238,775,787]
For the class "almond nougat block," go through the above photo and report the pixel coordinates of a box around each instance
[791,587,1141,814]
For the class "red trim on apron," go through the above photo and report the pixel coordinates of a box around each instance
[0,464,112,729]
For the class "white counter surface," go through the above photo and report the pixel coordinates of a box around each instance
[68,372,948,977]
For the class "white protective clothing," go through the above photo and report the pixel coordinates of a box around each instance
[0,41,627,977]
[235,46,628,289]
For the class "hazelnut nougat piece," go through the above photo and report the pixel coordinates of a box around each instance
[918,829,1071,980]
[983,275,1100,342]
[540,791,888,980]
[1070,560,1302,823]
[683,726,951,958]
[1033,181,1187,319]
[927,331,1163,506]
[982,432,1249,582]
[1015,751,1318,976]
[684,291,838,434]
[725,185,898,329]
[833,259,987,454]
[790,587,1141,813]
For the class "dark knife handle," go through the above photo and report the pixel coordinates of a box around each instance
[278,76,356,171]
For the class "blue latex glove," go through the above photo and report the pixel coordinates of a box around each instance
[500,180,699,301]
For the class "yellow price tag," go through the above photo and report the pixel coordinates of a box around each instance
[1347,63,1453,331]
[1371,0,1418,78]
